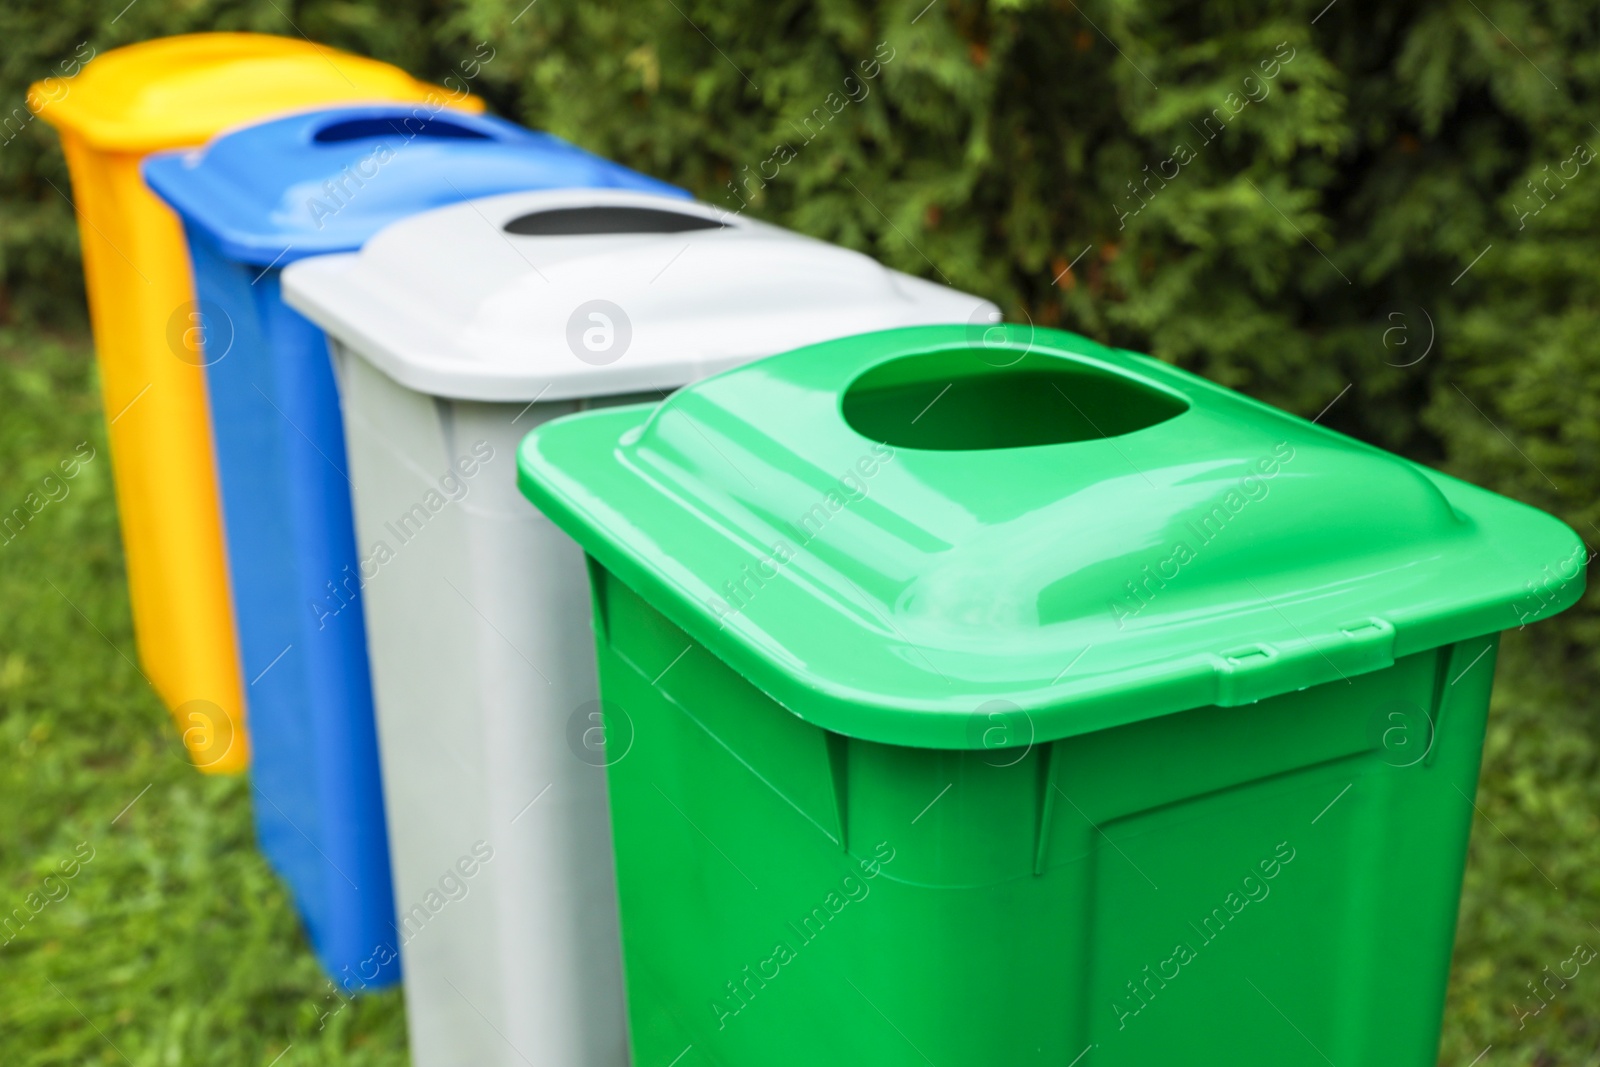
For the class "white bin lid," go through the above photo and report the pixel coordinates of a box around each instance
[281,188,999,402]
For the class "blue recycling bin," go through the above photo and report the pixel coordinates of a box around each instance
[143,104,686,990]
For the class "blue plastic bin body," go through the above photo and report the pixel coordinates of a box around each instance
[143,105,687,990]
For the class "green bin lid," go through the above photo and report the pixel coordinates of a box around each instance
[517,324,1585,749]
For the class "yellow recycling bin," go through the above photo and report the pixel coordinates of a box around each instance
[30,34,480,772]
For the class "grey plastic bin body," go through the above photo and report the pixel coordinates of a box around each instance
[281,188,998,1067]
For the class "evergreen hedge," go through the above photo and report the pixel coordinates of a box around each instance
[1,0,1593,664]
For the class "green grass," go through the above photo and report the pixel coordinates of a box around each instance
[0,325,1596,1065]
[0,328,406,1066]
[1441,646,1600,1066]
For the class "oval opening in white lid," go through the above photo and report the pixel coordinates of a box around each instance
[282,188,999,403]
[504,205,729,235]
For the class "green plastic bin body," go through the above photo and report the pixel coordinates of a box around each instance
[517,325,1585,1067]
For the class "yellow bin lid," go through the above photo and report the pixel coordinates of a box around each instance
[28,32,482,151]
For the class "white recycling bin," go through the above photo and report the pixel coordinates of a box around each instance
[280,187,997,1067]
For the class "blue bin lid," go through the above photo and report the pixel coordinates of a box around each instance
[142,104,688,266]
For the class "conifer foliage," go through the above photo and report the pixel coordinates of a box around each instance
[0,0,1593,655]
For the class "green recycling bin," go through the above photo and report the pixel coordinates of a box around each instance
[516,324,1585,1067]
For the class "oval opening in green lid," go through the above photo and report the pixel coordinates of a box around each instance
[518,323,1587,749]
[841,347,1189,450]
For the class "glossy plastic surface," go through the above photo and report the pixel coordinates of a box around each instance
[142,106,684,264]
[280,189,998,402]
[290,199,994,1062]
[27,32,478,152]
[588,564,1502,1065]
[30,33,465,772]
[144,104,684,989]
[519,324,1583,1064]
[177,225,397,987]
[519,324,1586,748]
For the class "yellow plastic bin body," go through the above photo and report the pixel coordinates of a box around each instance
[30,34,479,771]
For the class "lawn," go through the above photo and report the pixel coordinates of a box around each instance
[1,324,1596,1065]
[0,327,406,1066]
